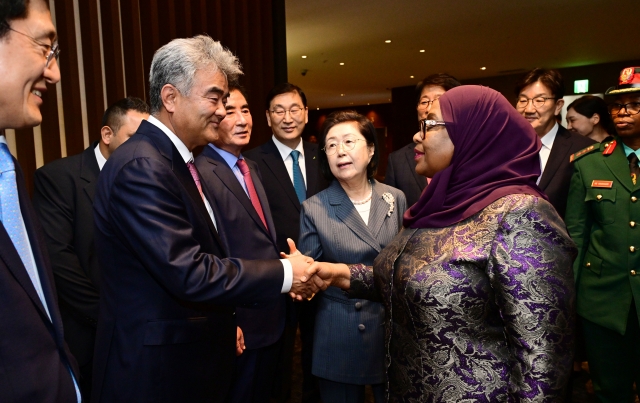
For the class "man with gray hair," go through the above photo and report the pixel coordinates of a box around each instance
[91,35,321,403]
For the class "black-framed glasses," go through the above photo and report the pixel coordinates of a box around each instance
[6,25,59,68]
[419,119,446,140]
[608,102,640,116]
[269,106,305,119]
[322,138,365,155]
[516,96,556,110]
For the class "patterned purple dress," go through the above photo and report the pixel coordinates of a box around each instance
[349,195,576,402]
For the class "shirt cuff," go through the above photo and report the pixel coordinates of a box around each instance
[280,259,293,293]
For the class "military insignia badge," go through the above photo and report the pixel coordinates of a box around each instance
[570,145,595,162]
[591,180,613,188]
[603,140,617,155]
[620,68,635,85]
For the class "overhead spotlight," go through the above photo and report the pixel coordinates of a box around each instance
[317,107,319,110]
[340,62,345,65]
[385,40,391,43]
[341,94,345,96]
[480,67,487,70]
[301,55,307,59]
[419,49,425,53]
[410,75,414,78]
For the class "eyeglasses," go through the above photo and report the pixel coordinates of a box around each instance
[516,96,556,110]
[417,98,439,110]
[269,106,304,119]
[419,119,446,140]
[608,102,640,116]
[322,138,365,155]
[6,26,60,68]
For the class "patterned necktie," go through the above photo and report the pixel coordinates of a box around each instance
[0,143,50,319]
[186,161,205,201]
[236,159,268,230]
[629,153,640,186]
[290,150,306,203]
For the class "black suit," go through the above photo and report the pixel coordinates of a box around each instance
[0,154,79,402]
[384,142,427,207]
[195,145,286,402]
[538,125,595,219]
[244,138,328,402]
[91,120,284,403]
[33,141,101,399]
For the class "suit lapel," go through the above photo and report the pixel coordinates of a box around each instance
[81,142,101,203]
[329,181,382,252]
[248,159,278,246]
[539,127,572,190]
[604,145,636,193]
[367,182,389,241]
[261,140,301,211]
[402,143,426,191]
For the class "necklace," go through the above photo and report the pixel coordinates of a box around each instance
[349,184,373,205]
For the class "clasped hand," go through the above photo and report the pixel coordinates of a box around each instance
[280,239,332,300]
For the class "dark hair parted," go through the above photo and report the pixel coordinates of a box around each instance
[102,96,149,134]
[415,73,461,105]
[515,68,565,99]
[228,83,249,104]
[568,95,615,135]
[318,110,379,182]
[0,0,31,39]
[265,82,307,110]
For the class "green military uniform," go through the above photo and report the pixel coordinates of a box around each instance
[565,138,640,402]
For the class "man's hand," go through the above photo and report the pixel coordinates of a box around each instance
[235,326,245,356]
[287,254,319,300]
[280,238,302,259]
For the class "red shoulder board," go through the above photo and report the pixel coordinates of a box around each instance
[603,140,617,155]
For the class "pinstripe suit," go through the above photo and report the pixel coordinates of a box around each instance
[299,180,406,397]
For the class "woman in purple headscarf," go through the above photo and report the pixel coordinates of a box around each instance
[310,86,576,402]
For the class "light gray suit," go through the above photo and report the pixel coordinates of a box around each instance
[299,180,406,394]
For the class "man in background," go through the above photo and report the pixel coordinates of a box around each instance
[33,96,149,399]
[0,0,81,401]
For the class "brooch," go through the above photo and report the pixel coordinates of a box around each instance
[382,192,395,217]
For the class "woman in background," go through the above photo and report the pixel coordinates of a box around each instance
[298,110,406,403]
[566,95,614,142]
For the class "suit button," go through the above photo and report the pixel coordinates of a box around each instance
[586,262,591,267]
[631,246,636,253]
[355,302,362,310]
[632,270,637,276]
[358,324,365,331]
[632,221,637,228]
[633,197,638,202]
[596,194,603,200]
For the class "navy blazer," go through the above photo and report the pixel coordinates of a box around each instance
[195,146,286,349]
[91,120,284,403]
[0,156,79,402]
[384,142,426,208]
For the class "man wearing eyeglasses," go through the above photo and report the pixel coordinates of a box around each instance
[565,67,640,403]
[245,82,328,403]
[514,68,594,219]
[0,1,82,402]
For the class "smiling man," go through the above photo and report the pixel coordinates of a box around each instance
[0,0,83,401]
[514,68,594,218]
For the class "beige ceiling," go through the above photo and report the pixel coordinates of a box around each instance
[285,0,640,109]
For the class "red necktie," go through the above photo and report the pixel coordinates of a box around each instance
[186,161,205,201]
[236,159,268,230]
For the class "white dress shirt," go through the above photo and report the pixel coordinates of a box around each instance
[94,144,107,170]
[537,122,559,185]
[272,135,307,189]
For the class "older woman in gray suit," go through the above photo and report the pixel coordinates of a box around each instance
[298,111,406,403]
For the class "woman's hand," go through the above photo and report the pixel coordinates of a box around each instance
[311,262,352,291]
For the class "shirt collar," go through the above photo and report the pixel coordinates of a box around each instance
[540,122,559,149]
[272,135,304,161]
[622,142,640,159]
[94,144,107,170]
[148,115,193,163]
[208,143,241,169]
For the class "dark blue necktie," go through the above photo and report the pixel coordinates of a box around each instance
[290,150,306,203]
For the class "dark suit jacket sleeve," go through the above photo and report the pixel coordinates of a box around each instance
[564,160,593,282]
[108,157,284,305]
[32,165,100,323]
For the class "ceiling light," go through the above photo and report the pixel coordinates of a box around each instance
[317,107,319,110]
[367,103,370,105]
[480,67,487,70]
[410,75,414,78]
[340,62,344,65]
[341,94,345,96]
[301,55,307,59]
[385,40,391,43]
[419,49,425,53]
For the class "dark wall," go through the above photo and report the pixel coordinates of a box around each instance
[389,59,640,152]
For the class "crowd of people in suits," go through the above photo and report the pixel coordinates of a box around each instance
[2,0,640,402]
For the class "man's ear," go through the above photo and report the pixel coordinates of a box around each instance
[554,98,565,116]
[161,84,178,113]
[265,110,272,128]
[101,126,113,145]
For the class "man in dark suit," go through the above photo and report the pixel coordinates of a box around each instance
[514,68,595,219]
[91,36,320,403]
[195,85,286,403]
[245,83,328,403]
[0,1,81,401]
[32,96,149,399]
[385,73,461,207]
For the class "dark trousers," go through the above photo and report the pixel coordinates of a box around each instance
[582,303,640,403]
[225,337,282,403]
[317,379,384,403]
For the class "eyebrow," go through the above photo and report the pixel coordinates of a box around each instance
[204,86,226,97]
[272,103,302,109]
[519,93,550,98]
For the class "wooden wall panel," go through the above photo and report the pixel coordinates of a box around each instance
[100,0,126,106]
[120,0,146,100]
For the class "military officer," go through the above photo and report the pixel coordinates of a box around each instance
[565,67,640,403]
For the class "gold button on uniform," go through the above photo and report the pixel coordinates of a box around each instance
[632,221,637,228]
[631,246,636,253]
[596,194,603,200]
[632,270,637,276]
[633,196,638,202]
[586,262,591,267]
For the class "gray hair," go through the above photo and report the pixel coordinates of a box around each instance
[148,35,243,114]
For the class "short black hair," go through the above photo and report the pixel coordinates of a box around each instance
[568,95,615,135]
[265,82,307,110]
[515,68,565,99]
[318,110,379,182]
[415,73,461,105]
[101,97,149,134]
[0,0,31,39]
[228,83,249,105]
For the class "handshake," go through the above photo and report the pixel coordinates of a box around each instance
[280,239,351,300]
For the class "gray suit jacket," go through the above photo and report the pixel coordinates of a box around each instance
[299,180,406,384]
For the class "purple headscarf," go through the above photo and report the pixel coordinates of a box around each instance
[403,85,547,229]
